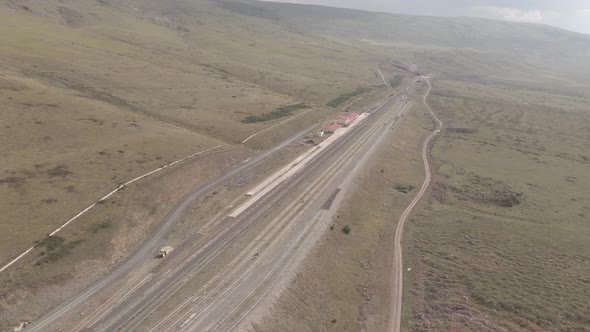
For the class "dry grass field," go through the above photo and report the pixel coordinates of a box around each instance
[1,0,590,330]
[0,0,388,269]
[256,73,590,332]
[404,77,590,331]
[0,69,222,263]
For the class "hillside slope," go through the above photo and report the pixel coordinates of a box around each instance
[222,0,590,94]
[1,0,389,268]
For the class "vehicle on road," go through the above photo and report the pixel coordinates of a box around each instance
[158,246,174,258]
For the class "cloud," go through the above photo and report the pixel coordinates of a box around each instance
[264,0,590,33]
[475,6,546,23]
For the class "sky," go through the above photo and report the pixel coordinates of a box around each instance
[265,0,590,34]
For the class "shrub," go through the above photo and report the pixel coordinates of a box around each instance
[241,103,309,123]
[446,128,476,134]
[389,75,404,88]
[90,221,112,234]
[35,236,84,265]
[395,184,415,194]
[327,87,373,108]
[37,235,65,251]
[46,165,73,178]
[342,225,351,234]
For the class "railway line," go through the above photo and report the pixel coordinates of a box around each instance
[98,99,405,330]
[156,102,413,332]
[29,84,415,331]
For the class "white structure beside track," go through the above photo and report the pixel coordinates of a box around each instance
[229,112,371,218]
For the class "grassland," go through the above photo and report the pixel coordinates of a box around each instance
[0,69,222,264]
[0,0,388,270]
[403,78,590,331]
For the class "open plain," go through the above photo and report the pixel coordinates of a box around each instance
[1,0,590,331]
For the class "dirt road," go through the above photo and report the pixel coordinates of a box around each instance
[388,78,442,332]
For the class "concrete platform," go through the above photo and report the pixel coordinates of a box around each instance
[229,112,372,218]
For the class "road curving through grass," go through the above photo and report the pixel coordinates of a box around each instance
[389,78,442,332]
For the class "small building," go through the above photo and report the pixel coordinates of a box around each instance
[334,112,360,126]
[321,124,341,135]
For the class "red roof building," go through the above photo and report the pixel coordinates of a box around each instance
[334,112,360,126]
[321,124,342,134]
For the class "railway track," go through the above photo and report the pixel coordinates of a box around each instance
[101,100,412,331]
[164,102,413,332]
[30,86,414,332]
[89,97,403,330]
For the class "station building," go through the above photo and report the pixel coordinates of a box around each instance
[320,124,342,135]
[334,112,360,126]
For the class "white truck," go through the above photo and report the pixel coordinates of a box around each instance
[13,321,29,332]
[158,246,174,258]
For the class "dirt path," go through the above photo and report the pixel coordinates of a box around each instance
[388,79,442,332]
[0,145,223,274]
[377,64,391,88]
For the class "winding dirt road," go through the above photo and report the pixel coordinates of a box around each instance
[389,78,442,332]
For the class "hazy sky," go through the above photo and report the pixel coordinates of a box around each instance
[266,0,590,34]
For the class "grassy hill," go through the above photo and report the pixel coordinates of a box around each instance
[221,1,590,78]
[0,0,384,267]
